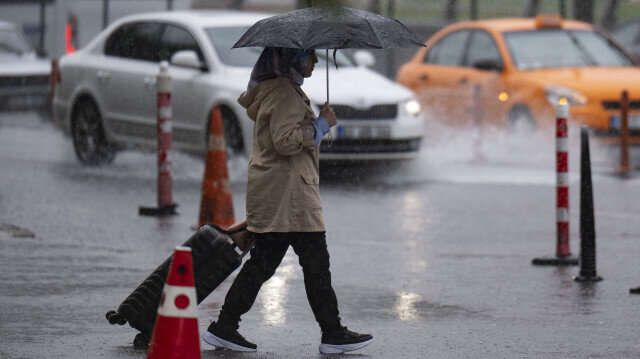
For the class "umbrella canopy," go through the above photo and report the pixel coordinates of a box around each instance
[232,6,425,103]
[233,6,425,50]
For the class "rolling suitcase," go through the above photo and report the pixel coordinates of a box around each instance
[105,222,254,348]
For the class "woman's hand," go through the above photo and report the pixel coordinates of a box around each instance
[319,102,337,127]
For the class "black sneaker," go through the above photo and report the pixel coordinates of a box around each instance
[202,321,257,352]
[320,326,373,354]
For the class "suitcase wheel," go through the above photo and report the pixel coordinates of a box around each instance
[133,332,150,350]
[105,310,127,325]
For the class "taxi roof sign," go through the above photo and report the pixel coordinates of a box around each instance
[535,14,563,28]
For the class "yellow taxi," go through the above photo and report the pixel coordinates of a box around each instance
[396,15,640,144]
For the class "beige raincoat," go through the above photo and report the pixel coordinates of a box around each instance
[238,77,325,233]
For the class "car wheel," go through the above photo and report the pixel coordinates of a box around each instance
[507,105,536,133]
[71,99,115,165]
[207,106,244,154]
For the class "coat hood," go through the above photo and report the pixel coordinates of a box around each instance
[238,77,298,122]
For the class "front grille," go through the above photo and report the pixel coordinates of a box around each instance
[331,104,398,119]
[602,100,640,110]
[0,75,50,88]
[320,138,421,153]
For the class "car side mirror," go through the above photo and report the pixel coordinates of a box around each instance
[170,50,205,71]
[473,59,503,72]
[353,50,375,67]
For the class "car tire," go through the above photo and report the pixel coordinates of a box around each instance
[208,106,244,154]
[507,105,536,132]
[71,99,115,165]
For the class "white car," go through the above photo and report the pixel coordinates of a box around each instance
[0,20,51,119]
[52,10,423,165]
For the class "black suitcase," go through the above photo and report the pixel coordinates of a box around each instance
[105,223,253,348]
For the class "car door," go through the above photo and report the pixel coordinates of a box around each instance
[462,29,505,127]
[158,24,211,152]
[413,29,474,126]
[100,22,162,145]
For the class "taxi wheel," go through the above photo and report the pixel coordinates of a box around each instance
[507,105,536,133]
[71,99,116,166]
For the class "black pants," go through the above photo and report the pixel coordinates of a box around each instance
[217,232,341,333]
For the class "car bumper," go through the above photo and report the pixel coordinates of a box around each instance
[570,102,640,145]
[319,113,423,160]
[0,88,50,112]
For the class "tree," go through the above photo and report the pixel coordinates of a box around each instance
[443,0,457,21]
[573,0,594,23]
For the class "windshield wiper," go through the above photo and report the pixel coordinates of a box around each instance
[565,30,597,66]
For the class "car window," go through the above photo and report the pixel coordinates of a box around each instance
[0,27,32,56]
[504,29,634,70]
[159,24,204,63]
[465,30,502,69]
[424,30,471,66]
[204,26,353,68]
[612,21,640,47]
[104,22,162,62]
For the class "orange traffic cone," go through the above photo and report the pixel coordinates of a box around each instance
[147,246,201,359]
[195,106,235,229]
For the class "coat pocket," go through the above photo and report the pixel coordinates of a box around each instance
[300,173,322,210]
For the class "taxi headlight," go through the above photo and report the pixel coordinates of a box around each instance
[403,99,421,116]
[544,86,588,107]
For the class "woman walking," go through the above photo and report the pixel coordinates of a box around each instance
[202,47,373,354]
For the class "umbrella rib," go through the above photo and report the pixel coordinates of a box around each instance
[363,19,384,49]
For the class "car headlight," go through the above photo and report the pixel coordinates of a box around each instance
[402,99,421,116]
[544,86,588,107]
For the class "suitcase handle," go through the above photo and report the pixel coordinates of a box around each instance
[206,221,255,254]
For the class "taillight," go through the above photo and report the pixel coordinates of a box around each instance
[65,22,76,54]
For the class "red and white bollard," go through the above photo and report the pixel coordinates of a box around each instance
[555,102,571,257]
[140,61,178,217]
[532,102,578,266]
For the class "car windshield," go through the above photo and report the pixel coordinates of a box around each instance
[0,27,32,56]
[205,26,354,68]
[504,29,634,70]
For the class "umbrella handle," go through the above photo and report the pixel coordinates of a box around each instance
[326,48,329,106]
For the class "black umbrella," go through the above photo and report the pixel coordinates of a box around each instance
[232,6,425,103]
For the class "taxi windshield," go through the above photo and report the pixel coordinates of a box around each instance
[205,26,354,68]
[504,29,634,70]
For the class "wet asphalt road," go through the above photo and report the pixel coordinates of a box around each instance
[1,113,639,358]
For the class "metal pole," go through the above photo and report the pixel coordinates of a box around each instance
[167,0,173,11]
[559,0,567,18]
[326,48,329,105]
[473,83,485,161]
[602,0,619,29]
[444,0,458,21]
[574,0,595,23]
[386,0,396,79]
[525,0,540,17]
[38,0,46,56]
[574,126,602,282]
[102,0,109,29]
[619,90,631,177]
[470,0,478,20]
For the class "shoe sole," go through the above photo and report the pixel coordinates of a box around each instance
[202,331,257,352]
[319,338,374,354]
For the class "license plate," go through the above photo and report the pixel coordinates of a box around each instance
[7,95,47,109]
[336,125,389,139]
[610,115,640,129]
